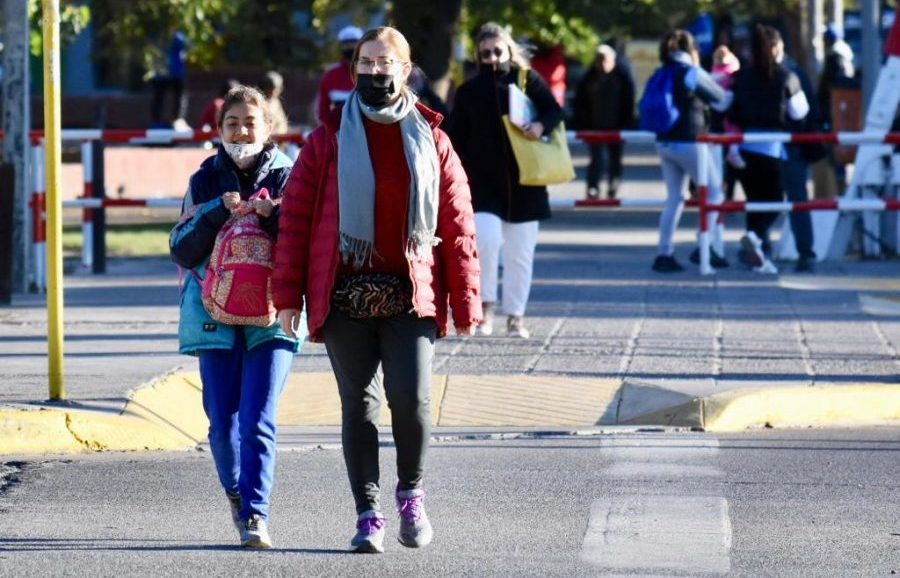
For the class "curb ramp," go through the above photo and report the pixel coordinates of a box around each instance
[2,373,899,455]
[0,373,207,454]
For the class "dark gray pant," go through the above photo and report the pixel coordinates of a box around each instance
[322,309,436,515]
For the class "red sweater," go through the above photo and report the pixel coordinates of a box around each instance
[339,118,410,276]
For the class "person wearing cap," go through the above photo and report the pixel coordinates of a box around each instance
[572,43,635,199]
[316,25,364,124]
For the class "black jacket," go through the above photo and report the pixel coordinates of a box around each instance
[729,64,803,131]
[573,65,635,130]
[446,66,564,223]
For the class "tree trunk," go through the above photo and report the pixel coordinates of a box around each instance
[2,0,32,295]
[390,0,463,100]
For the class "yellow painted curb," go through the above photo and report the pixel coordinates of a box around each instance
[0,373,207,455]
[702,385,900,431]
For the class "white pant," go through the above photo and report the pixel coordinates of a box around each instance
[656,142,724,256]
[474,212,539,317]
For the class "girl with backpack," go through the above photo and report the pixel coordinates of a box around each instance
[729,24,810,272]
[169,85,300,549]
[642,29,732,273]
[272,27,481,553]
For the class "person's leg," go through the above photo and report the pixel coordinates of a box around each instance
[586,143,602,194]
[237,336,294,521]
[379,313,437,548]
[656,143,689,257]
[499,220,539,318]
[150,77,167,125]
[322,310,384,515]
[607,142,623,197]
[703,144,726,254]
[172,77,187,122]
[740,152,783,253]
[378,314,437,491]
[474,212,503,328]
[198,340,243,497]
[783,147,815,259]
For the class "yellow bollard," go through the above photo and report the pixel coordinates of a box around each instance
[43,0,65,400]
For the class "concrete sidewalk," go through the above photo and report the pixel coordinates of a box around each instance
[2,146,899,453]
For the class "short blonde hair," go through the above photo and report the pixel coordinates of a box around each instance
[350,26,412,77]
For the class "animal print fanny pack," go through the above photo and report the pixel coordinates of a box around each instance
[331,273,413,319]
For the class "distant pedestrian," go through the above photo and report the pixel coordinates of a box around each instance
[316,25,363,124]
[643,29,731,273]
[573,43,635,199]
[272,27,481,554]
[782,53,821,272]
[710,45,745,171]
[729,24,809,273]
[260,70,289,136]
[170,85,301,549]
[446,22,564,338]
[150,29,190,130]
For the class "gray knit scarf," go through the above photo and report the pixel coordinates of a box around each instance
[337,90,441,269]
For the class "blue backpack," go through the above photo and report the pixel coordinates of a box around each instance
[638,64,683,134]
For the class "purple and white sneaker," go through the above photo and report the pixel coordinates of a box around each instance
[350,510,385,553]
[396,486,433,548]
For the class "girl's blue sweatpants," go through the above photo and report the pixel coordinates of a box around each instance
[198,331,294,521]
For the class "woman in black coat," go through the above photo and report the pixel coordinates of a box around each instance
[446,22,564,340]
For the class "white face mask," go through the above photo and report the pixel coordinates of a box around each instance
[223,142,264,169]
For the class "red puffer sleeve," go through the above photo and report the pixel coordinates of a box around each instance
[434,128,483,328]
[272,127,324,312]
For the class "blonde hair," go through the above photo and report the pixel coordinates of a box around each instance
[350,26,412,80]
[475,22,530,70]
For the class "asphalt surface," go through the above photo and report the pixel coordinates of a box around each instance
[0,428,897,576]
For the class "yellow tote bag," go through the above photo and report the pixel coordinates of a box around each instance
[502,115,575,186]
[501,67,575,186]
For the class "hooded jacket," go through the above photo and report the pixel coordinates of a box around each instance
[170,145,302,355]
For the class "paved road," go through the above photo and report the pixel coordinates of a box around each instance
[1,427,897,576]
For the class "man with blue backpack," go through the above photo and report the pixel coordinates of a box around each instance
[639,29,732,273]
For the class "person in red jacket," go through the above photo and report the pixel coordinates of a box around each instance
[315,25,363,124]
[272,26,481,554]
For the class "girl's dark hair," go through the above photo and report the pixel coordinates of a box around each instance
[217,84,272,129]
[752,24,782,77]
[658,29,695,63]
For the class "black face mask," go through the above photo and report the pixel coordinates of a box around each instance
[356,74,396,107]
[341,48,355,62]
[480,60,512,76]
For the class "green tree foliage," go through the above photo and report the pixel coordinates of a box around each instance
[26,0,91,56]
[91,0,237,77]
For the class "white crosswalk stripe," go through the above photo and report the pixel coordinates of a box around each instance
[581,434,732,574]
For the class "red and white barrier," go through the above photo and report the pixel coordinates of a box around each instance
[63,198,183,209]
[5,128,305,146]
[567,130,900,146]
[30,143,46,292]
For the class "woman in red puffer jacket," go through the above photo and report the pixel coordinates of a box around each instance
[272,26,481,554]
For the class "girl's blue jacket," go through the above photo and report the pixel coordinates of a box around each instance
[170,144,305,355]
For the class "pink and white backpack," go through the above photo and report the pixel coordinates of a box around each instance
[201,188,279,327]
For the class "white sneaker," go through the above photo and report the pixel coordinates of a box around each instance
[476,303,495,336]
[506,315,530,339]
[240,514,272,549]
[754,259,779,274]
